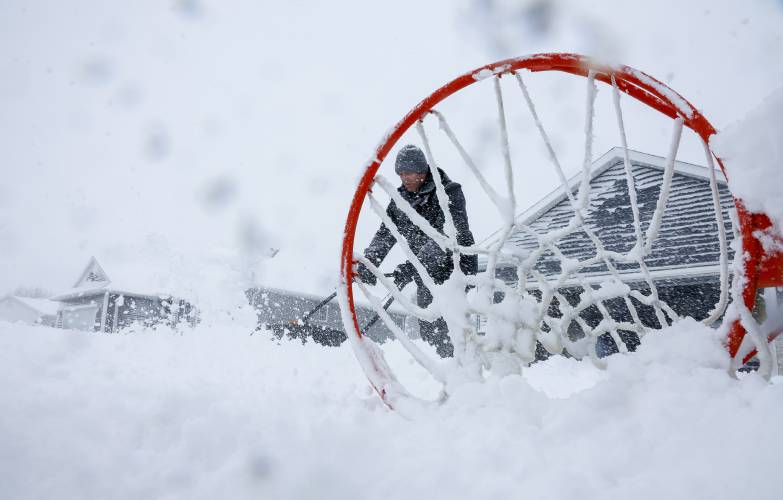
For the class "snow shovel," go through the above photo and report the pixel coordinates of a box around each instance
[274,274,398,345]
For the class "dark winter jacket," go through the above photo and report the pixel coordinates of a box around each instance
[364,169,478,284]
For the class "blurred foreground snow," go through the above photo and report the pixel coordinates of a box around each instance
[1,319,781,500]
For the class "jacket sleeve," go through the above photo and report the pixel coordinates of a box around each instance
[364,201,398,267]
[447,185,478,276]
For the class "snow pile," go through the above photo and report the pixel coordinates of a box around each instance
[712,87,783,232]
[2,319,781,500]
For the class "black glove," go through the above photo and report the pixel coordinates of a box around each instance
[355,262,377,285]
[391,261,417,289]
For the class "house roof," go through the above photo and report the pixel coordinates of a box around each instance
[0,296,60,316]
[52,255,189,301]
[479,147,735,285]
[482,147,727,246]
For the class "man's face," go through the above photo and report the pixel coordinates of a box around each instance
[400,171,427,192]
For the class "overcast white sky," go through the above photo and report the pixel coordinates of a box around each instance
[1,0,782,312]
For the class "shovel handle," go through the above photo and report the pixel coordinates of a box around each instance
[298,272,397,327]
[299,291,338,324]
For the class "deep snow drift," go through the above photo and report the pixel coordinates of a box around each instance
[2,320,781,500]
[713,86,783,233]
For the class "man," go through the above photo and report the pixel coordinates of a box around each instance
[356,144,478,358]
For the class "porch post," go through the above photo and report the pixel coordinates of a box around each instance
[111,295,119,333]
[100,292,109,332]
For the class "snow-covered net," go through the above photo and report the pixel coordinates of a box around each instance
[340,56,768,407]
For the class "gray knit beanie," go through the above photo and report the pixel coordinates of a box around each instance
[394,145,429,174]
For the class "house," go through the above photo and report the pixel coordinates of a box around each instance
[0,295,59,326]
[479,147,737,354]
[51,256,197,332]
[246,286,409,346]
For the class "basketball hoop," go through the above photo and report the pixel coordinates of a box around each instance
[338,53,783,409]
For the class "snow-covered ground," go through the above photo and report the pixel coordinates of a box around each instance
[3,2,783,499]
[2,320,781,500]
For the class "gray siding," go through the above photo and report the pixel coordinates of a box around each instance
[247,287,407,344]
[56,292,197,332]
[108,294,197,332]
[501,159,734,285]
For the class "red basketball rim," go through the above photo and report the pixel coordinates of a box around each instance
[339,52,780,405]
